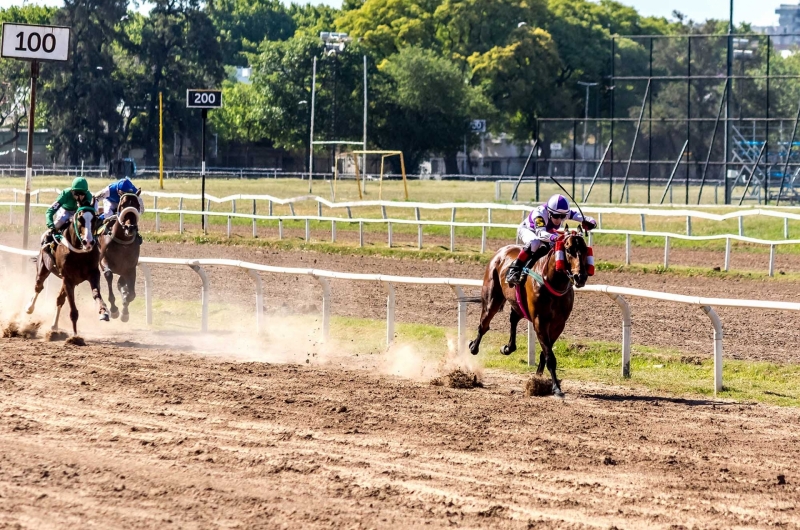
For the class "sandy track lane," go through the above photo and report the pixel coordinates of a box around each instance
[1,337,798,529]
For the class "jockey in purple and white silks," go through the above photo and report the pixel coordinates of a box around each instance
[506,194,597,286]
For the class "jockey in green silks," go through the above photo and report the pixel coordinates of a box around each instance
[41,177,95,246]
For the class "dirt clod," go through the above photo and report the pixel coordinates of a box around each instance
[524,376,553,397]
[2,320,39,339]
[65,336,86,347]
[2,322,19,338]
[603,456,617,466]
[778,474,786,485]
[45,330,69,342]
[431,369,483,389]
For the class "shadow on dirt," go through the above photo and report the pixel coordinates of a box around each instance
[581,392,742,408]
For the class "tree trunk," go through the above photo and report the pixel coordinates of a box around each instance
[443,151,459,175]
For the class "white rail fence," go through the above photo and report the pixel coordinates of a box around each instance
[3,197,799,276]
[3,244,800,395]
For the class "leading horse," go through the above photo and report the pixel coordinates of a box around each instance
[468,229,592,397]
[98,192,142,322]
[26,206,110,336]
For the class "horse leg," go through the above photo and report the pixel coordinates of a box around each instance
[469,295,504,355]
[52,283,67,331]
[89,267,110,322]
[64,283,80,336]
[26,253,50,314]
[118,271,134,323]
[501,309,522,355]
[545,347,563,397]
[104,266,119,319]
[535,321,563,397]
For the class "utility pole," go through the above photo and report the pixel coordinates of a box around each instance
[725,0,734,204]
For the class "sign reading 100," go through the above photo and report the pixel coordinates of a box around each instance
[1,23,70,62]
[187,89,223,109]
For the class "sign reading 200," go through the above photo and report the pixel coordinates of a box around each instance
[1,23,71,62]
[186,89,223,109]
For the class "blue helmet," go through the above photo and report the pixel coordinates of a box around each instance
[546,194,570,215]
[118,177,137,194]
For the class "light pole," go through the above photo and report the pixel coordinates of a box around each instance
[577,81,598,171]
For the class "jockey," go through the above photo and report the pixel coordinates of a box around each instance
[42,177,94,246]
[94,177,143,221]
[506,193,597,286]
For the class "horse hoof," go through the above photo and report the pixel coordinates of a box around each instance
[110,309,120,319]
[121,312,129,323]
[553,387,565,398]
[99,312,110,322]
[468,340,479,355]
[500,345,514,356]
[25,306,34,315]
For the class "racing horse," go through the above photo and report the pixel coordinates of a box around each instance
[26,206,110,336]
[98,191,142,322]
[467,228,592,397]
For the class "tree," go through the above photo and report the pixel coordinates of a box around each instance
[0,5,57,155]
[41,0,128,165]
[209,0,294,65]
[123,0,224,165]
[289,3,340,38]
[373,46,490,172]
[208,80,269,164]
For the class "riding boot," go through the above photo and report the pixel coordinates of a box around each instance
[506,242,533,286]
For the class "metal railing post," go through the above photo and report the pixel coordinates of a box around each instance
[385,282,396,346]
[331,220,336,242]
[305,219,310,242]
[481,226,487,254]
[769,245,776,277]
[625,234,631,265]
[178,198,184,234]
[359,221,364,247]
[686,216,692,236]
[278,219,283,240]
[316,276,331,342]
[138,263,153,326]
[247,269,263,334]
[605,292,631,378]
[154,197,160,232]
[451,285,467,354]
[664,236,670,269]
[388,222,393,248]
[700,305,723,394]
[724,237,731,272]
[188,263,209,333]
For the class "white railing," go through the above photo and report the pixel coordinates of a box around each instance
[3,243,800,395]
[3,201,798,276]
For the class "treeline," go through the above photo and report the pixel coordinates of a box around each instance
[0,0,789,171]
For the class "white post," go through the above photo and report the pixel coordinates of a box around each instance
[226,216,231,238]
[724,237,731,272]
[154,197,160,233]
[738,216,744,236]
[139,264,153,326]
[625,234,631,265]
[495,181,501,201]
[605,293,632,378]
[316,276,331,342]
[451,286,467,354]
[388,222,393,248]
[481,226,487,254]
[363,54,368,195]
[189,264,209,333]
[252,200,257,238]
[418,224,423,250]
[305,219,310,242]
[700,305,723,394]
[278,219,284,240]
[769,245,776,277]
[450,225,455,252]
[268,200,273,216]
[309,56,316,194]
[664,236,670,269]
[686,216,692,236]
[640,213,645,232]
[597,212,603,229]
[527,320,536,366]
[359,221,364,247]
[178,198,184,234]
[331,220,336,242]
[247,269,263,334]
[385,282,396,346]
[785,217,789,239]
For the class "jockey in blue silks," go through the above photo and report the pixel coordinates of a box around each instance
[94,177,144,221]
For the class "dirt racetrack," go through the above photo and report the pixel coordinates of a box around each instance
[1,335,799,529]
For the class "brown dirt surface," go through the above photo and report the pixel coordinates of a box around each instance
[1,336,798,528]
[524,376,554,397]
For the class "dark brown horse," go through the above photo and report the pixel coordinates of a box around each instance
[98,192,142,322]
[468,230,591,397]
[26,206,110,335]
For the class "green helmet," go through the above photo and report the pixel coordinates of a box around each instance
[71,177,89,193]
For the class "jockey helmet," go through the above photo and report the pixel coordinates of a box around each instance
[71,177,90,193]
[546,194,570,216]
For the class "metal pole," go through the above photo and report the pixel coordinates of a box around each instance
[659,140,689,204]
[22,60,39,250]
[698,79,728,204]
[686,36,691,205]
[309,56,317,193]
[648,38,653,204]
[725,0,733,204]
[610,37,615,203]
[765,35,771,204]
[201,108,207,234]
[363,55,367,193]
[511,140,538,201]
[583,140,612,202]
[738,141,767,206]
[159,91,164,190]
[572,119,577,198]
[619,80,650,203]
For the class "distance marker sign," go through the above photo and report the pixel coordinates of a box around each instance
[1,23,70,62]
[186,89,223,109]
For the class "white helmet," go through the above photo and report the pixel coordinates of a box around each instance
[546,194,570,216]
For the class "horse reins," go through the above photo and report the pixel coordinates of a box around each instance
[58,206,96,254]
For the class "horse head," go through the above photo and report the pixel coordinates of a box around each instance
[70,206,98,252]
[117,192,141,238]
[561,228,589,288]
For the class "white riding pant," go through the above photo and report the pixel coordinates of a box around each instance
[52,207,75,229]
[103,197,144,218]
[517,226,543,251]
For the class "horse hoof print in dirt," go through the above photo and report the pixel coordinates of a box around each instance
[467,229,593,398]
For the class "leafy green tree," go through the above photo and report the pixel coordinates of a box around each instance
[208,80,269,164]
[0,5,57,152]
[41,0,128,165]
[373,46,490,172]
[289,3,340,38]
[209,0,294,65]
[123,0,224,165]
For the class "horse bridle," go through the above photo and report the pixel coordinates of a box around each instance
[113,193,141,244]
[57,206,96,254]
[560,228,587,286]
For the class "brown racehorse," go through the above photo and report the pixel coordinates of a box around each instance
[98,192,142,322]
[468,229,591,397]
[26,206,110,336]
